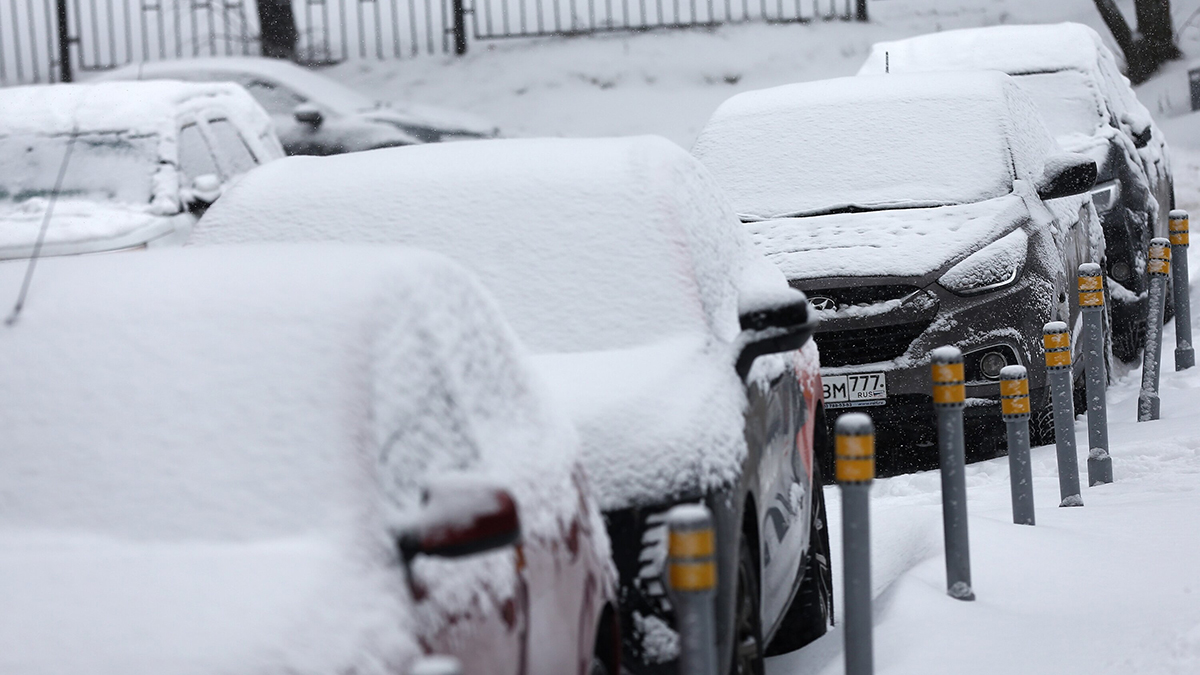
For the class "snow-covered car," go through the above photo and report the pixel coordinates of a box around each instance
[96,57,500,156]
[859,22,1173,362]
[190,136,832,675]
[693,72,1105,469]
[0,80,283,259]
[0,244,616,675]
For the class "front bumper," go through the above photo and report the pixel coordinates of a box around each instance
[797,277,1053,474]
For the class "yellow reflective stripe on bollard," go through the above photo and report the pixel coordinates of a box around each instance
[1044,350,1071,367]
[1000,378,1029,397]
[669,560,716,591]
[1043,332,1069,350]
[1001,395,1031,415]
[1149,242,1172,275]
[1077,276,1104,291]
[931,362,964,383]
[1078,274,1105,307]
[932,382,966,404]
[836,433,874,483]
[668,529,714,558]
[1171,213,1189,246]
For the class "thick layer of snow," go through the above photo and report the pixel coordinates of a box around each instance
[194,136,754,352]
[745,193,1030,281]
[0,245,585,675]
[193,136,800,509]
[692,72,1051,220]
[939,227,1028,293]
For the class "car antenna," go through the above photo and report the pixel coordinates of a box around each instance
[5,126,80,327]
[886,51,890,74]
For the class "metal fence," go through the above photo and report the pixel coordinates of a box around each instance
[1,0,855,85]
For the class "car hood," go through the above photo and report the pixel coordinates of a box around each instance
[746,192,1031,282]
[0,199,185,260]
[533,334,748,512]
[0,532,419,675]
[360,104,499,138]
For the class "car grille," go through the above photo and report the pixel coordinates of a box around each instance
[794,283,922,307]
[814,319,932,367]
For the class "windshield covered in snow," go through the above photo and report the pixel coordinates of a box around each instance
[1013,70,1106,138]
[693,79,1016,220]
[0,132,158,205]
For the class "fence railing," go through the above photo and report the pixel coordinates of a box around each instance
[1,0,857,86]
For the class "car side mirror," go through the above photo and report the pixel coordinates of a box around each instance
[293,103,324,130]
[736,295,817,379]
[181,174,222,213]
[1133,126,1152,149]
[1037,153,1097,201]
[397,479,521,563]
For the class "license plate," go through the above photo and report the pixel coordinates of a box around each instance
[822,373,887,409]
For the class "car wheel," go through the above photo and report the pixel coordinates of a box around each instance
[765,456,833,655]
[731,537,765,675]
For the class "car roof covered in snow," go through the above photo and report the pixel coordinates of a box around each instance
[0,79,272,138]
[98,57,377,116]
[193,135,782,353]
[692,71,1055,221]
[858,22,1108,77]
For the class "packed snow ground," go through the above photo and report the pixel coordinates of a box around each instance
[323,0,1200,672]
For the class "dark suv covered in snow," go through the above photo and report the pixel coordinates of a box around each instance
[860,22,1174,362]
[694,72,1105,471]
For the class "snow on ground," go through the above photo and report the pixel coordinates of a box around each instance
[327,0,1197,147]
[322,0,1200,672]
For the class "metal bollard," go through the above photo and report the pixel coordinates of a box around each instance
[410,656,463,675]
[836,413,874,675]
[1043,322,1083,506]
[1170,210,1194,371]
[931,346,974,601]
[1000,365,1035,525]
[1078,263,1113,486]
[664,504,718,675]
[1138,239,1171,421]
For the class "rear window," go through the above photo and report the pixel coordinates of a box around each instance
[0,132,158,205]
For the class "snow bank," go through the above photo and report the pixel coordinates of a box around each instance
[692,72,1044,220]
[0,244,581,674]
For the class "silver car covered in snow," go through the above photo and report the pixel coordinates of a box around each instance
[0,80,283,259]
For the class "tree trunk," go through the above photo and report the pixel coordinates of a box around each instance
[1135,0,1182,63]
[1094,0,1179,83]
[257,0,298,60]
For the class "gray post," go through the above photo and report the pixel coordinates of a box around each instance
[836,413,874,675]
[55,0,72,82]
[1170,210,1194,371]
[1078,264,1113,485]
[1043,322,1083,506]
[856,0,867,21]
[410,656,463,675]
[451,0,468,55]
[664,505,717,675]
[931,346,974,601]
[1000,366,1035,525]
[1138,239,1171,421]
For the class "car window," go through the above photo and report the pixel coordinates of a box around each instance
[207,118,260,176]
[178,122,220,186]
[243,78,308,116]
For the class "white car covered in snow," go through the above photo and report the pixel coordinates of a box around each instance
[0,80,283,259]
[96,57,500,155]
[693,72,1105,469]
[859,22,1174,361]
[0,245,616,675]
[190,136,831,675]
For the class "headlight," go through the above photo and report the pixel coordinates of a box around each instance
[939,229,1028,295]
[1090,181,1121,213]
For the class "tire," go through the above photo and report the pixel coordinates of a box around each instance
[765,458,833,655]
[731,538,765,675]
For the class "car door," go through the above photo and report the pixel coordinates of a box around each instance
[750,357,811,629]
